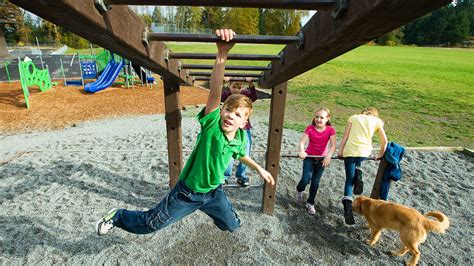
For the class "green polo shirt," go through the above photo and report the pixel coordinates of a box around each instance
[179,108,247,193]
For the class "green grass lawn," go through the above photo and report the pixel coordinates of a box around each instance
[283,45,474,148]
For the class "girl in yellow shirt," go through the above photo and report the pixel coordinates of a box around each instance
[338,107,388,225]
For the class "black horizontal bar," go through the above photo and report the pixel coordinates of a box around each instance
[194,77,260,82]
[182,64,271,71]
[103,0,336,10]
[190,72,263,78]
[170,53,281,61]
[147,32,299,44]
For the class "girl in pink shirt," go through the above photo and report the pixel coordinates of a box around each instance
[295,107,336,215]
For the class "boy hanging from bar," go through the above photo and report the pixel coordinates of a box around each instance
[95,29,275,236]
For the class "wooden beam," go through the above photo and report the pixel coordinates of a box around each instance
[259,0,451,89]
[163,79,184,189]
[370,158,389,199]
[262,82,288,215]
[102,0,336,10]
[10,0,191,85]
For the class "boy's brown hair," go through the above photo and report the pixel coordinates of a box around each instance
[222,94,253,118]
[229,81,243,89]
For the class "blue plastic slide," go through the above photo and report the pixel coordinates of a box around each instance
[84,59,124,93]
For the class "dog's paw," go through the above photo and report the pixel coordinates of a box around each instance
[391,250,401,256]
[366,240,376,246]
[391,249,408,257]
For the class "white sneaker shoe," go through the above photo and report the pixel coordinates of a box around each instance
[296,191,304,203]
[95,208,118,236]
[306,203,316,215]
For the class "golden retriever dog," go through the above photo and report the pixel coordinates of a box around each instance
[352,196,449,265]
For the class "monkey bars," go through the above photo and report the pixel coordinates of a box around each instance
[10,0,452,215]
[182,64,271,71]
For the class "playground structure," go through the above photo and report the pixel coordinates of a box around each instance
[10,0,451,214]
[62,56,98,86]
[84,53,124,93]
[61,49,155,92]
[17,58,52,108]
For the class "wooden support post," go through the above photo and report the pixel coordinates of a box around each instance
[262,81,288,215]
[370,158,389,199]
[163,78,183,189]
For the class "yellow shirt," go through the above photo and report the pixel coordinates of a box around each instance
[343,114,384,157]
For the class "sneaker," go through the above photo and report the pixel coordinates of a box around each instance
[353,168,364,195]
[237,179,250,187]
[295,191,304,203]
[96,208,118,236]
[306,203,316,215]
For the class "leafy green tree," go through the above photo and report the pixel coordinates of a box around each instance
[0,1,24,43]
[457,0,474,35]
[41,20,61,45]
[141,14,153,27]
[442,8,470,45]
[201,7,224,31]
[403,2,472,46]
[376,28,404,46]
[17,12,32,43]
[175,6,203,32]
[152,7,166,24]
[263,9,283,35]
[264,10,307,35]
[57,25,88,49]
[258,8,266,35]
[224,8,259,35]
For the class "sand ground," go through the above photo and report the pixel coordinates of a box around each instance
[0,83,473,264]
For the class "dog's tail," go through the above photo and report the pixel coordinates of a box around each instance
[423,211,450,234]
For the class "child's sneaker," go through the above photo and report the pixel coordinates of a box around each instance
[306,203,316,215]
[237,178,250,187]
[295,191,304,203]
[96,208,118,236]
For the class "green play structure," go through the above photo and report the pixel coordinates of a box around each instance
[79,49,113,74]
[18,59,52,108]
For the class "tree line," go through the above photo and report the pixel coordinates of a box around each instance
[146,7,308,36]
[0,1,472,49]
[376,1,473,46]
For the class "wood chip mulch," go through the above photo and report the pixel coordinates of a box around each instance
[0,79,209,134]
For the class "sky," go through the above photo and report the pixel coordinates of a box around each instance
[302,11,317,26]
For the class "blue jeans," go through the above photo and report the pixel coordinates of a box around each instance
[224,129,252,182]
[112,181,241,234]
[296,158,325,205]
[343,157,367,198]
